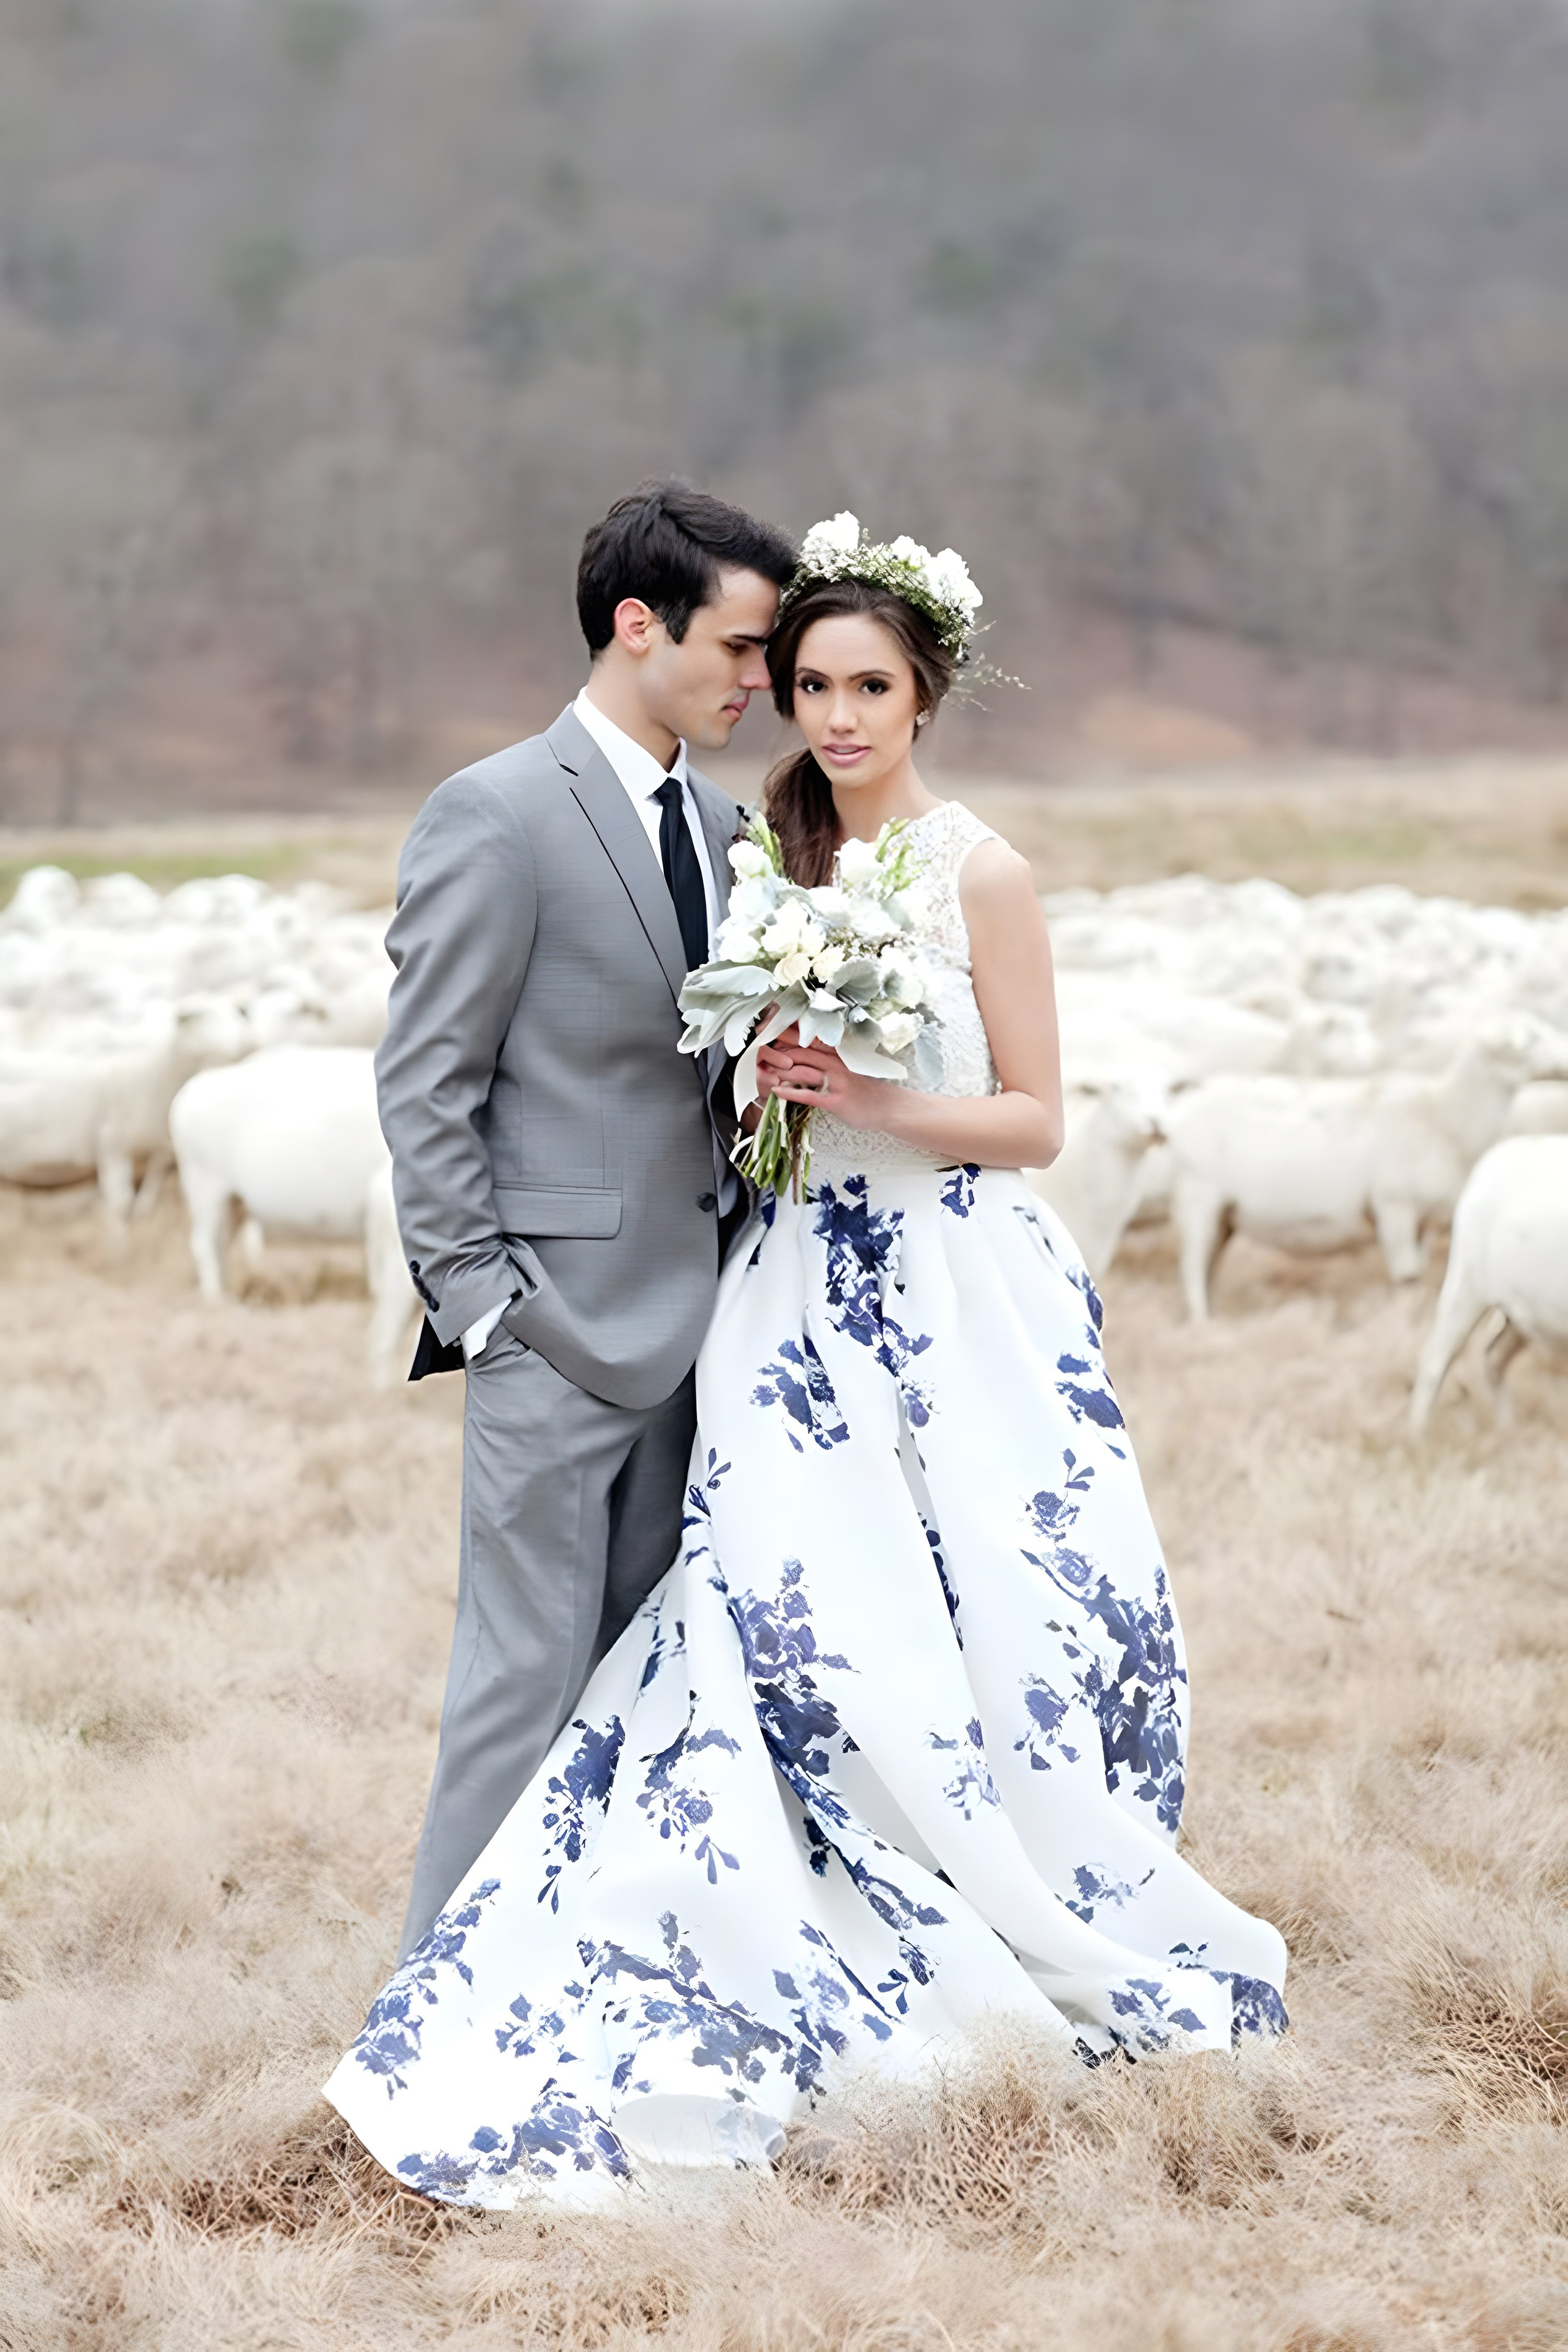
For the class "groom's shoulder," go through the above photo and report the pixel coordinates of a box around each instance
[427,720,567,816]
[688,763,751,838]
[406,714,579,851]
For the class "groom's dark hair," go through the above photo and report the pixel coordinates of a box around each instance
[578,481,796,654]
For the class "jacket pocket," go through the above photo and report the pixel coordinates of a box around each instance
[493,1183,622,1238]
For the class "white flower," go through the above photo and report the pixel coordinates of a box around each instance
[877,953,925,1009]
[877,1010,922,1054]
[800,510,861,568]
[805,885,853,926]
[762,900,826,960]
[728,840,772,880]
[929,547,983,615]
[774,950,814,989]
[730,875,779,924]
[835,837,881,889]
[711,915,761,962]
[887,534,933,571]
[811,942,846,982]
[846,905,902,945]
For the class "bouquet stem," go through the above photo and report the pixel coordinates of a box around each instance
[733,1093,814,1202]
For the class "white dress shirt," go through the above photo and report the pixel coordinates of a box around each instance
[460,688,720,1363]
[570,686,719,935]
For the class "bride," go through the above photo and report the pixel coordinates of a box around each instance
[326,521,1288,2207]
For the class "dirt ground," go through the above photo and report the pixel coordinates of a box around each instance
[2,770,1567,2350]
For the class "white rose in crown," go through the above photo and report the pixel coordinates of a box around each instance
[677,810,944,1200]
[928,547,983,616]
[782,512,988,665]
[800,510,862,569]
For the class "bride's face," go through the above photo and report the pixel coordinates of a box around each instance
[791,613,923,791]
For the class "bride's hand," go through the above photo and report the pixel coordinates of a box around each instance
[753,1023,800,1106]
[766,1040,890,1131]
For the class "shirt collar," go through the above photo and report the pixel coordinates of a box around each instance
[574,686,689,800]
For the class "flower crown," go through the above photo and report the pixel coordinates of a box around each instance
[779,511,983,662]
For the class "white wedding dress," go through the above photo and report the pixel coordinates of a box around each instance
[325,800,1288,2208]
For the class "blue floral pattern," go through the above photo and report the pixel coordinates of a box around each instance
[329,828,1288,2205]
[813,1178,936,1426]
[751,1334,849,1453]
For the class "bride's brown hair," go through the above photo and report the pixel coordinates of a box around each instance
[762,578,955,885]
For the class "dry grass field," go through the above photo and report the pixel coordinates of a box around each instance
[3,762,1567,2351]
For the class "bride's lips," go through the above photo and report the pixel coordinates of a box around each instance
[820,743,870,765]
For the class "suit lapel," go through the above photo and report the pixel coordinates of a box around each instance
[547,707,687,1006]
[687,768,748,1111]
[688,768,741,934]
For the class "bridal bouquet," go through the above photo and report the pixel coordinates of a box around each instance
[677,814,943,1200]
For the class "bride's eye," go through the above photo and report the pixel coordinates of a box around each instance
[861,678,890,696]
[797,674,826,694]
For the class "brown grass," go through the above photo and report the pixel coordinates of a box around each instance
[3,779,1568,2349]
[6,743,1568,911]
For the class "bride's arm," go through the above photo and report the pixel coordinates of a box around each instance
[763,839,1065,1169]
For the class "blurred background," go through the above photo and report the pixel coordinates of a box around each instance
[9,0,1568,823]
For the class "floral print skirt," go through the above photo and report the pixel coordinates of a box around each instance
[325,1165,1288,2208]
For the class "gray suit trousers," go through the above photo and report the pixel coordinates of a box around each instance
[397,1323,696,1962]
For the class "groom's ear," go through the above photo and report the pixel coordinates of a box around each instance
[609,596,663,658]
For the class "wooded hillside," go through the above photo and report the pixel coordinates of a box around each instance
[7,0,1568,810]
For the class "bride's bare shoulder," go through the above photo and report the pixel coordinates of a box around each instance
[953,821,1034,904]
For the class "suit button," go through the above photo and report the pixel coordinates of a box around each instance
[697,1192,717,1213]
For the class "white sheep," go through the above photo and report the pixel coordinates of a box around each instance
[1025,1078,1166,1279]
[0,996,249,1225]
[1504,1079,1568,1137]
[168,1045,416,1385]
[1165,1020,1568,1320]
[1409,1136,1568,1432]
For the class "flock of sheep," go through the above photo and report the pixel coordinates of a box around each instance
[0,863,417,1379]
[1030,872,1568,1428]
[2,857,1565,1425]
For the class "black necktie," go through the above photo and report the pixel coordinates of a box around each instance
[654,773,708,972]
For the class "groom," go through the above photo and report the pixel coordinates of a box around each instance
[377,481,796,1961]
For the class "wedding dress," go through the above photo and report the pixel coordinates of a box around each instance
[326,799,1288,2208]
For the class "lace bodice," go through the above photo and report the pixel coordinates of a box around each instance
[809,798,1001,1184]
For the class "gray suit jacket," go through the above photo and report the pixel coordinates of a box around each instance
[375,705,744,1410]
